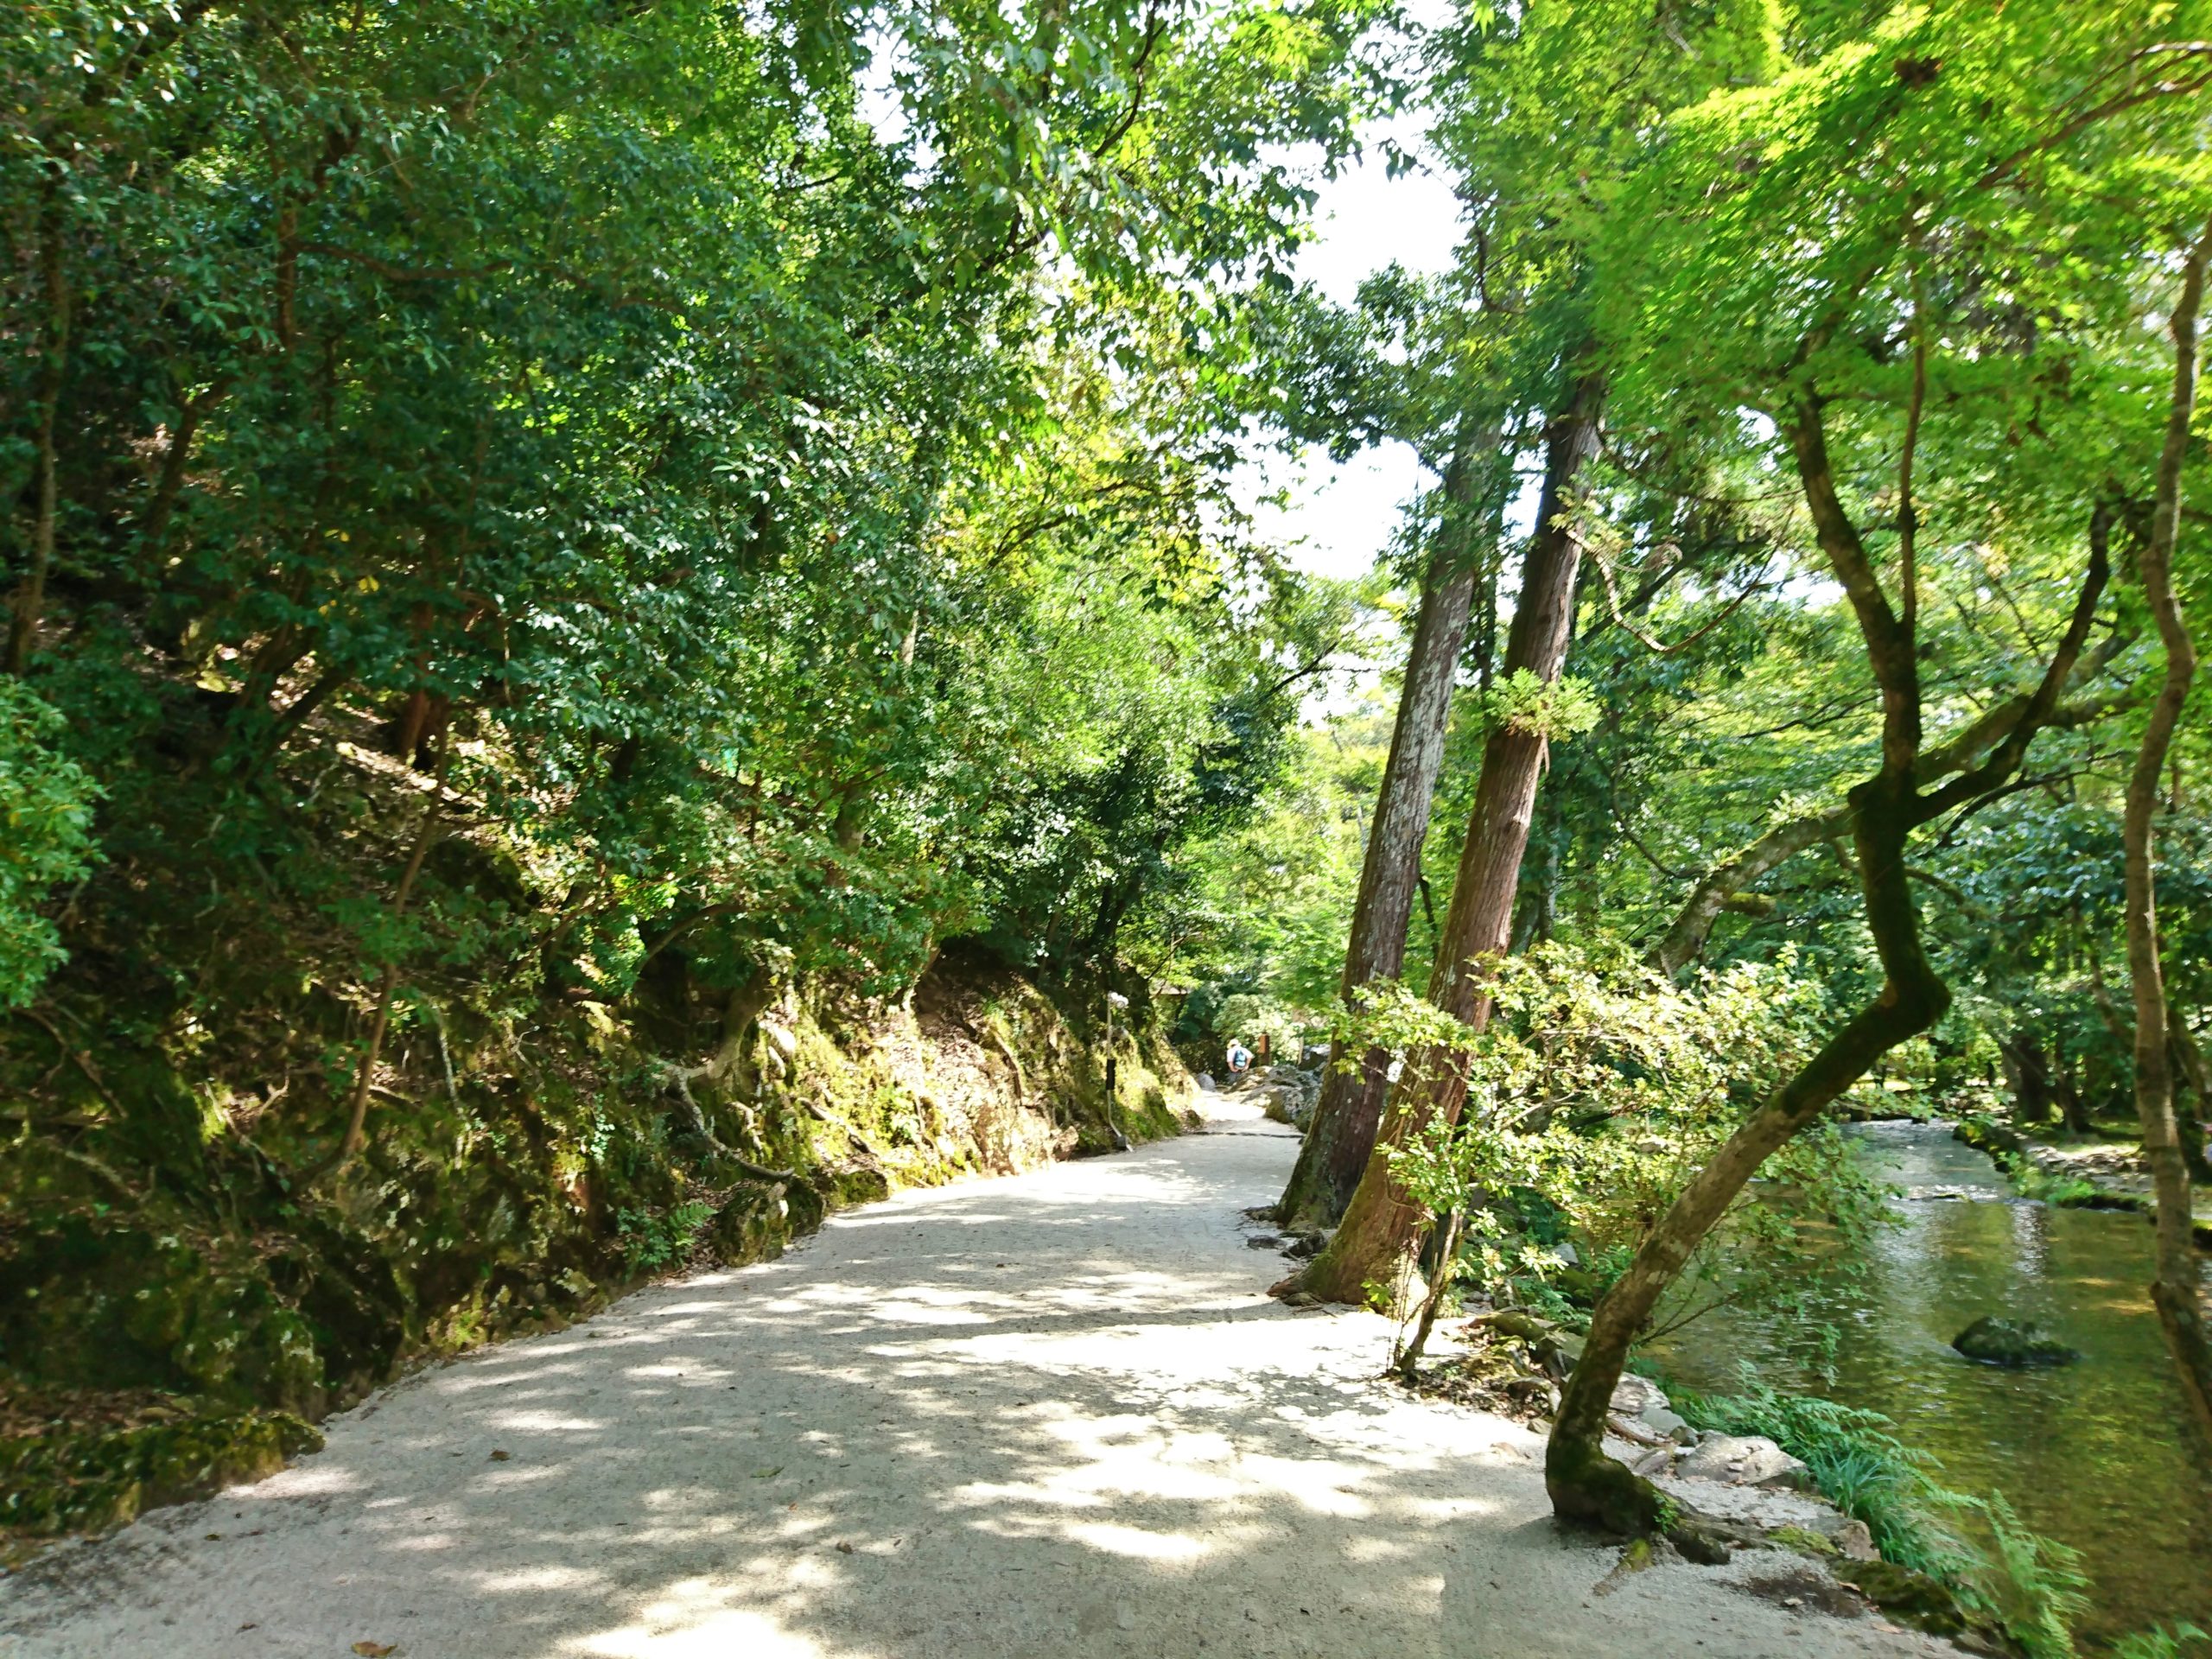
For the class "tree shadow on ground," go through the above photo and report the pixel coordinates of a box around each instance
[0,1141,1932,1659]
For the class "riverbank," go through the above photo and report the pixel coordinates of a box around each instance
[1953,1116,2212,1249]
[0,1093,1958,1659]
[1653,1119,2212,1649]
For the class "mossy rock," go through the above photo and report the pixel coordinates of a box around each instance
[826,1166,891,1207]
[0,1220,327,1410]
[1952,1317,2080,1368]
[0,1410,323,1539]
[1954,1117,2025,1159]
[1768,1524,1840,1559]
[1834,1559,2008,1650]
[707,1182,794,1268]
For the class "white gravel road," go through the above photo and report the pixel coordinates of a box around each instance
[0,1092,1959,1659]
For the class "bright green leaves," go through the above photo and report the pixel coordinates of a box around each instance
[1478,667,1600,741]
[0,681,99,1011]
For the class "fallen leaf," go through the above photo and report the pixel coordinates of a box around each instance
[353,1643,397,1657]
[749,1466,781,1478]
[488,1449,511,1461]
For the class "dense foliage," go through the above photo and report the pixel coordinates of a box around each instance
[0,0,1386,1474]
[7,0,2212,1648]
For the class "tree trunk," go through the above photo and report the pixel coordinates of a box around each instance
[2170,1007,2212,1185]
[1649,640,2127,978]
[6,189,70,678]
[1545,385,2110,1542]
[1287,376,1603,1305]
[2121,219,2212,1439]
[2055,1052,2092,1135]
[1276,440,1488,1228]
[2000,1031,2056,1125]
[1551,774,1948,1539]
[321,734,451,1178]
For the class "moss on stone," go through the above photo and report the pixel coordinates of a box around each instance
[0,1409,322,1540]
[0,952,1188,1551]
[1835,1558,2009,1649]
[1769,1524,1842,1559]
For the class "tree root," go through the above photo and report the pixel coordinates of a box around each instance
[660,1065,802,1185]
[1545,1433,1743,1565]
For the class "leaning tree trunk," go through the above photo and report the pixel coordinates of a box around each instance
[1549,776,1949,1537]
[1277,439,1488,1229]
[1544,382,2110,1541]
[2121,218,2212,1438]
[1287,376,1604,1306]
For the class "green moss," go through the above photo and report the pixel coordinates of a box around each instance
[1544,1430,1669,1535]
[0,1410,323,1540]
[1836,1559,1994,1645]
[0,955,1185,1548]
[706,1183,797,1268]
[1770,1524,1843,1559]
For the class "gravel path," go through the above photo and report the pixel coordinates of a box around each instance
[0,1093,1958,1659]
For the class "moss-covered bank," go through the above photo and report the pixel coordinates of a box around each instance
[0,944,1186,1553]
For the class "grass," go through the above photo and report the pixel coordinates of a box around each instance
[1667,1370,2094,1657]
[1668,1375,1961,1575]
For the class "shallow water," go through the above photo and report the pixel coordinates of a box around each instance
[1652,1120,2212,1649]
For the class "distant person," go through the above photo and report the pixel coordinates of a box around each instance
[1225,1038,1252,1076]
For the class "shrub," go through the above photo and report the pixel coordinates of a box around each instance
[0,680,99,1010]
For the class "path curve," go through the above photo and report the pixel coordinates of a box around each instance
[1,1092,1955,1659]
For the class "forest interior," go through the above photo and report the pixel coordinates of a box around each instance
[3,1,2212,1656]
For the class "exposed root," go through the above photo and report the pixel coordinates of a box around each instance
[1545,1432,1743,1565]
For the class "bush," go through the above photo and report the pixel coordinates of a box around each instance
[1356,942,1892,1333]
[0,681,99,1009]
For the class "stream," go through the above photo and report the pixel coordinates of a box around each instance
[1651,1120,2212,1649]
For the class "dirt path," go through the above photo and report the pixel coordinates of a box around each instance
[0,1093,1955,1659]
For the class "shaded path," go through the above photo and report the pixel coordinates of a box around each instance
[0,1093,1955,1658]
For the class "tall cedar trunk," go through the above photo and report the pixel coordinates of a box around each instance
[1288,377,1603,1305]
[2121,219,2212,1437]
[1544,388,2110,1542]
[6,188,70,677]
[1276,442,1486,1228]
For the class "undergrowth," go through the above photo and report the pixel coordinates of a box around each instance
[1669,1372,2095,1657]
[616,1201,716,1274]
[2113,1625,2212,1659]
[1669,1376,1961,1576]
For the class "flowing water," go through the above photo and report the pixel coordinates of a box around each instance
[1651,1120,2212,1649]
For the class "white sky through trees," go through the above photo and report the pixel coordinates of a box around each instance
[1243,114,1464,582]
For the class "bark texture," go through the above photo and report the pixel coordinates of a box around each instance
[1276,443,1487,1228]
[7,189,71,677]
[2122,219,2212,1439]
[1289,377,1603,1305]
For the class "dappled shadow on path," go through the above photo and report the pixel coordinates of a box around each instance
[0,1130,1942,1659]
